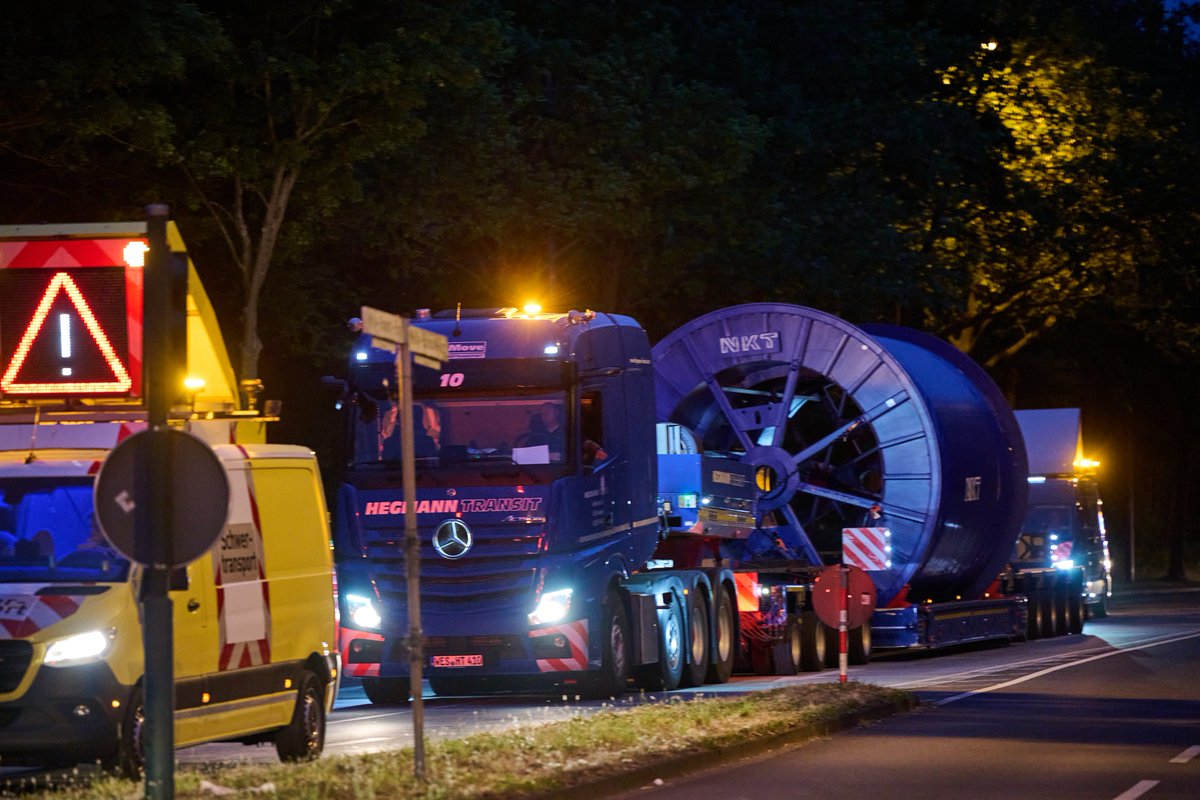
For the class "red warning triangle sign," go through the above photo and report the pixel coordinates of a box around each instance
[0,271,132,395]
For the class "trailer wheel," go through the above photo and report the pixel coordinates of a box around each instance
[587,590,631,698]
[1053,576,1070,636]
[276,671,325,762]
[799,611,827,672]
[1067,589,1085,635]
[1025,595,1043,640]
[362,677,411,705]
[771,615,803,675]
[704,585,736,684]
[849,622,872,665]
[823,624,840,668]
[1038,587,1057,638]
[680,592,710,688]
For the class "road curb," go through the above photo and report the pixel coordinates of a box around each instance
[534,693,921,799]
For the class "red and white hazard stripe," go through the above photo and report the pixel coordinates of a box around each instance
[530,619,589,672]
[0,594,83,639]
[214,466,272,671]
[842,527,890,571]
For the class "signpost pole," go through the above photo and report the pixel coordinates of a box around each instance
[360,306,447,783]
[398,326,426,781]
[838,564,849,685]
[142,204,175,800]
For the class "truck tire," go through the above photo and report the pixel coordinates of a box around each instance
[823,624,840,668]
[362,677,411,705]
[704,585,736,684]
[771,616,803,675]
[1053,576,1070,636]
[1025,595,1043,640]
[587,590,631,698]
[276,671,325,762]
[1039,588,1056,638]
[636,595,684,691]
[1067,588,1085,634]
[799,612,827,672]
[849,622,872,665]
[680,592,710,688]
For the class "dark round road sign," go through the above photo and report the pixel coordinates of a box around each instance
[94,429,230,567]
[812,564,878,630]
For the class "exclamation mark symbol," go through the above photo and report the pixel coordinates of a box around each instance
[59,313,73,376]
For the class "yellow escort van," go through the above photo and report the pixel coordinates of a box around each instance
[0,434,340,775]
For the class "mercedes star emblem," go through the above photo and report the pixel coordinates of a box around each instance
[433,519,473,559]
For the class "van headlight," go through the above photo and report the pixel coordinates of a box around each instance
[43,630,112,668]
[529,588,573,626]
[345,593,382,630]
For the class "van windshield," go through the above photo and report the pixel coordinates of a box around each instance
[0,478,129,584]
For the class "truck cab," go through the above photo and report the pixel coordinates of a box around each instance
[333,307,661,699]
[1014,408,1113,618]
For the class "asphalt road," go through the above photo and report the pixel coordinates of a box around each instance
[610,586,1200,800]
[4,584,1196,794]
[164,583,1200,770]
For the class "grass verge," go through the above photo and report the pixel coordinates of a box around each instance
[16,682,915,800]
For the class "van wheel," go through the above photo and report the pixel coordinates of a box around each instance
[107,686,145,779]
[680,592,710,688]
[276,671,325,762]
[362,677,411,705]
[704,585,736,684]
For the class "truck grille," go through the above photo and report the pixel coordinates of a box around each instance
[0,640,33,693]
[366,527,540,614]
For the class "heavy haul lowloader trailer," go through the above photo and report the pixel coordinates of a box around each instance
[332,303,1087,701]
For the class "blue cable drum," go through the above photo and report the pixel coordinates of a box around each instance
[652,304,1026,605]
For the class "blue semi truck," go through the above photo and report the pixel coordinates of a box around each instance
[329,304,1086,701]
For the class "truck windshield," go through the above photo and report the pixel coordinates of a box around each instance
[354,392,570,472]
[0,478,130,583]
[1023,504,1075,538]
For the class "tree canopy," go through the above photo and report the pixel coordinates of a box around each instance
[2,0,1198,575]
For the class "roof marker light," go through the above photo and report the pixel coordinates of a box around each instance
[123,240,148,268]
[523,301,542,316]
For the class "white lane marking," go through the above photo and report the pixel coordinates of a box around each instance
[1113,780,1159,800]
[1170,745,1200,764]
[933,630,1200,706]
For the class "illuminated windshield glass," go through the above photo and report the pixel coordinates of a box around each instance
[0,478,130,583]
[354,393,568,468]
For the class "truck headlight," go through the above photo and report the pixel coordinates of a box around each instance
[529,588,573,626]
[1054,559,1076,570]
[345,593,382,630]
[43,630,112,668]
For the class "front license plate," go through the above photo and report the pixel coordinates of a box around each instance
[431,654,484,668]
